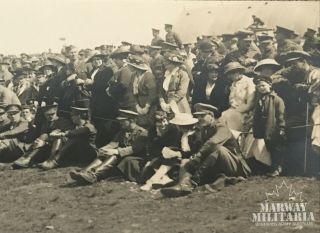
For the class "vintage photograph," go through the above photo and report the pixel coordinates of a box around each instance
[0,0,319,232]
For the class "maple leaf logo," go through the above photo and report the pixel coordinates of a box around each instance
[265,180,303,202]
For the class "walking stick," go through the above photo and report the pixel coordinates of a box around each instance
[303,102,309,174]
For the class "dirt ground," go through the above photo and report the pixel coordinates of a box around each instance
[0,164,319,233]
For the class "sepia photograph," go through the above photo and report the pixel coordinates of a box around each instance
[0,0,319,232]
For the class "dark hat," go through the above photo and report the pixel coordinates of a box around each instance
[258,33,274,42]
[224,62,246,75]
[121,41,132,46]
[275,26,295,37]
[38,61,58,73]
[116,109,139,120]
[198,39,213,52]
[285,50,311,63]
[152,28,160,33]
[304,28,317,38]
[86,53,108,63]
[254,59,281,72]
[235,30,254,40]
[193,103,219,117]
[70,99,90,112]
[165,53,184,64]
[162,42,179,51]
[253,74,273,85]
[125,54,149,71]
[47,54,66,66]
[41,102,58,113]
[110,47,130,58]
[5,104,22,113]
[130,45,144,55]
[165,24,173,28]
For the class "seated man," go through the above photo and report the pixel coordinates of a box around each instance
[38,99,97,169]
[161,103,252,197]
[0,105,11,132]
[12,103,74,169]
[0,104,31,163]
[70,109,149,184]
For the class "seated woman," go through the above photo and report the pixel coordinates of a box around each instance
[159,53,191,116]
[220,62,256,132]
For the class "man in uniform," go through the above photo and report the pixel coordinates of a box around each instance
[69,109,149,184]
[164,24,183,49]
[0,105,11,132]
[161,103,251,197]
[149,45,166,85]
[258,34,277,59]
[151,28,164,46]
[303,28,317,52]
[0,104,31,163]
[275,26,302,55]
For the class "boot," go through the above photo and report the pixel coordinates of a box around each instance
[69,158,103,182]
[73,156,118,184]
[160,167,195,198]
[12,148,42,169]
[38,139,63,170]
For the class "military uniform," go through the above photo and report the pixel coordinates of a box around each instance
[165,31,183,48]
[151,35,164,46]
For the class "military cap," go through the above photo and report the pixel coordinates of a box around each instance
[38,61,58,73]
[285,50,311,63]
[254,59,281,72]
[116,109,139,120]
[86,53,108,63]
[5,104,22,113]
[224,62,246,75]
[193,103,219,117]
[169,113,198,126]
[152,28,160,33]
[258,33,274,42]
[304,28,317,38]
[235,30,254,41]
[130,45,144,55]
[40,101,58,113]
[275,26,295,37]
[253,74,273,85]
[110,47,130,58]
[47,54,67,66]
[164,24,173,28]
[71,99,90,112]
[198,39,214,52]
[125,54,149,71]
[162,42,179,51]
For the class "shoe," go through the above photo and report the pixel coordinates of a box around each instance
[140,181,153,191]
[76,171,98,184]
[39,160,59,170]
[12,156,32,169]
[160,183,193,198]
[152,175,174,189]
[69,169,81,181]
[267,166,282,177]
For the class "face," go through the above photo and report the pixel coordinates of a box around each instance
[256,81,271,94]
[155,118,169,136]
[196,113,215,128]
[152,31,159,37]
[258,67,277,77]
[0,112,8,123]
[290,59,308,73]
[119,119,131,129]
[207,70,218,82]
[8,111,21,123]
[70,111,81,124]
[227,71,241,82]
[22,109,32,120]
[68,48,79,62]
[165,26,171,32]
[112,58,123,68]
[43,67,54,76]
[92,57,103,68]
[43,110,57,122]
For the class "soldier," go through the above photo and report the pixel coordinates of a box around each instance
[38,99,97,170]
[164,24,183,49]
[275,26,302,55]
[149,45,166,85]
[69,109,149,184]
[253,59,282,77]
[161,103,251,197]
[0,104,31,163]
[303,28,317,52]
[0,105,11,132]
[11,103,73,169]
[258,34,277,59]
[183,43,196,69]
[151,28,164,46]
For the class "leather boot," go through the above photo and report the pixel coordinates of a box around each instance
[160,167,195,198]
[75,156,118,184]
[69,158,102,182]
[12,148,42,169]
[38,139,63,170]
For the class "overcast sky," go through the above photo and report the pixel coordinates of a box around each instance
[1,0,319,54]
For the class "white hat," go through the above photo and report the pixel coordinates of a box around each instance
[169,113,198,126]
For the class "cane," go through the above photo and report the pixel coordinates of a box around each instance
[303,102,309,174]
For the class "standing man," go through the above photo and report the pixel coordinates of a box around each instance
[0,60,13,88]
[151,28,164,46]
[165,24,183,49]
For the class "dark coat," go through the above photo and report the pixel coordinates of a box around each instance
[253,91,286,140]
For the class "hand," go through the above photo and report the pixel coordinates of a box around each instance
[279,129,286,140]
[34,138,46,148]
[75,79,85,85]
[66,74,77,82]
[162,147,182,159]
[103,148,119,156]
[160,101,171,113]
[84,79,93,85]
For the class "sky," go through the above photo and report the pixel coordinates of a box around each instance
[0,0,319,55]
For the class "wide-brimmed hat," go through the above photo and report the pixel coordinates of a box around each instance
[285,50,311,63]
[116,109,139,120]
[224,62,246,75]
[5,104,22,114]
[38,61,58,73]
[125,54,149,71]
[193,103,219,117]
[169,113,198,126]
[86,53,108,63]
[165,53,184,64]
[47,54,66,66]
[254,59,281,72]
[130,45,144,55]
[70,99,90,112]
[198,39,214,52]
[110,47,130,58]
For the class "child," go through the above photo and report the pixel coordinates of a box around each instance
[253,75,286,177]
